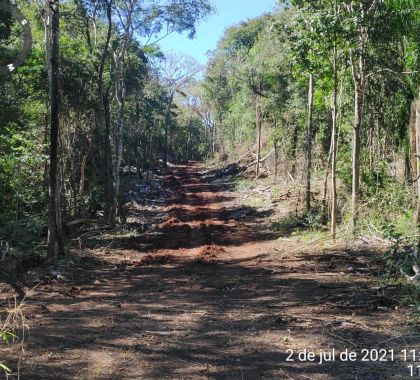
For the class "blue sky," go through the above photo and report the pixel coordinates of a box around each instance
[157,0,279,64]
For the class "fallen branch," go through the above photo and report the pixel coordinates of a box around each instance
[271,190,292,203]
[235,147,254,164]
[287,229,346,254]
[286,170,296,184]
[246,149,275,168]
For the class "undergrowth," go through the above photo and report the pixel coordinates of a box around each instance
[0,215,45,250]
[376,222,420,320]
[0,297,29,378]
[272,201,328,235]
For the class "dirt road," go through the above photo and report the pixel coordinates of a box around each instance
[3,164,419,379]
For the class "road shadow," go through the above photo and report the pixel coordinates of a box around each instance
[13,252,415,380]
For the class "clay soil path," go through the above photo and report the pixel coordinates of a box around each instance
[6,164,420,379]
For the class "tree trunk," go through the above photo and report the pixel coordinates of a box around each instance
[305,73,314,213]
[331,41,338,239]
[96,0,113,223]
[164,123,168,166]
[255,95,261,178]
[349,2,366,236]
[79,136,91,195]
[212,120,217,154]
[322,135,333,210]
[415,95,420,256]
[409,97,418,183]
[350,56,363,235]
[146,126,153,180]
[274,139,278,179]
[164,95,173,167]
[291,122,298,175]
[351,86,361,235]
[113,6,132,216]
[114,71,126,220]
[103,93,114,222]
[46,0,61,261]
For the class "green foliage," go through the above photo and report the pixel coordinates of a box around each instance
[272,203,327,235]
[0,7,24,67]
[360,176,416,239]
[0,215,45,248]
[0,361,11,375]
[0,331,17,345]
[382,222,417,277]
[234,178,257,191]
[0,320,19,376]
[0,0,214,246]
[272,214,303,235]
[204,7,298,159]
[303,204,327,230]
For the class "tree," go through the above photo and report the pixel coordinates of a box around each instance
[159,53,202,165]
[46,0,63,261]
[288,1,321,213]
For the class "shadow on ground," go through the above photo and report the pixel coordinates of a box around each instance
[2,164,417,380]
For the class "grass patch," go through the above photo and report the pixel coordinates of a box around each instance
[270,185,284,198]
[244,197,270,208]
[297,229,331,242]
[235,178,257,191]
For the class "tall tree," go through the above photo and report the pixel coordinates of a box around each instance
[305,72,314,212]
[46,0,62,261]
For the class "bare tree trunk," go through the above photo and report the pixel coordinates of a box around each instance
[46,0,61,261]
[103,93,114,222]
[114,72,126,220]
[95,0,113,223]
[274,139,278,179]
[351,87,361,235]
[113,4,132,215]
[255,95,261,178]
[79,136,91,195]
[331,40,338,239]
[415,95,420,255]
[164,95,174,166]
[290,123,298,175]
[350,56,363,235]
[164,123,168,165]
[349,1,366,236]
[409,97,418,183]
[146,126,153,180]
[212,120,217,155]
[322,136,333,209]
[305,73,314,213]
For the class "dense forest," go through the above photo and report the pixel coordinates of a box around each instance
[0,0,213,259]
[1,0,420,378]
[205,0,420,239]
